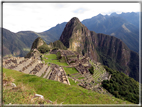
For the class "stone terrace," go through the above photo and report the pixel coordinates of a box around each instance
[47,64,70,85]
[3,56,70,85]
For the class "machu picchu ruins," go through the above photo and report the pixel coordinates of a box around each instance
[3,36,112,93]
[3,47,111,91]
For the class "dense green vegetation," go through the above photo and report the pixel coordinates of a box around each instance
[37,45,50,53]
[89,66,94,75]
[3,68,132,104]
[56,51,62,60]
[98,52,125,72]
[102,66,139,104]
[42,54,68,66]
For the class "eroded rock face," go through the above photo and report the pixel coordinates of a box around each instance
[60,17,139,81]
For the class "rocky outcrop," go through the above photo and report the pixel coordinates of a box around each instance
[60,17,139,81]
[49,40,67,50]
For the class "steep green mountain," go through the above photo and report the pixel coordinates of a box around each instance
[25,37,50,58]
[16,31,39,48]
[2,28,29,57]
[60,17,139,81]
[82,13,139,53]
[30,37,47,50]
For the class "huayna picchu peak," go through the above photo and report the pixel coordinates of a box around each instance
[3,16,139,104]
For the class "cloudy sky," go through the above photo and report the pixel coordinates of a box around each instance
[3,2,140,32]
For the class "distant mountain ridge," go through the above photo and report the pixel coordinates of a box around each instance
[82,12,139,53]
[2,22,67,57]
[2,12,139,57]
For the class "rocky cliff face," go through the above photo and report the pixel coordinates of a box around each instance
[60,17,98,61]
[60,17,139,81]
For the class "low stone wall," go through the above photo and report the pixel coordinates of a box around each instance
[22,60,39,74]
[30,63,44,75]
[13,58,32,71]
[36,64,48,77]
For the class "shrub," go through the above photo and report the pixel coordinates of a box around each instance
[56,51,62,59]
[89,66,94,75]
[52,47,58,51]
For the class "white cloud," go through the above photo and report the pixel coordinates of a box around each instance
[3,3,140,32]
[73,8,88,14]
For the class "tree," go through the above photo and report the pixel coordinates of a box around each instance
[37,45,50,53]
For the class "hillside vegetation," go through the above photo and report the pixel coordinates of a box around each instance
[3,68,133,104]
[102,66,139,104]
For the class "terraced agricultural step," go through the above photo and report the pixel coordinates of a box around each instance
[30,63,44,75]
[13,58,33,71]
[46,68,52,79]
[43,66,51,78]
[22,60,39,74]
[35,64,48,77]
[3,61,15,69]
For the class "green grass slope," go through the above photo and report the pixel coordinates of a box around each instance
[3,68,133,104]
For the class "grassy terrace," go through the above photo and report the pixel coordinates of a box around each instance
[90,61,106,82]
[42,54,68,66]
[3,68,133,104]
[42,53,82,78]
[63,67,78,75]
